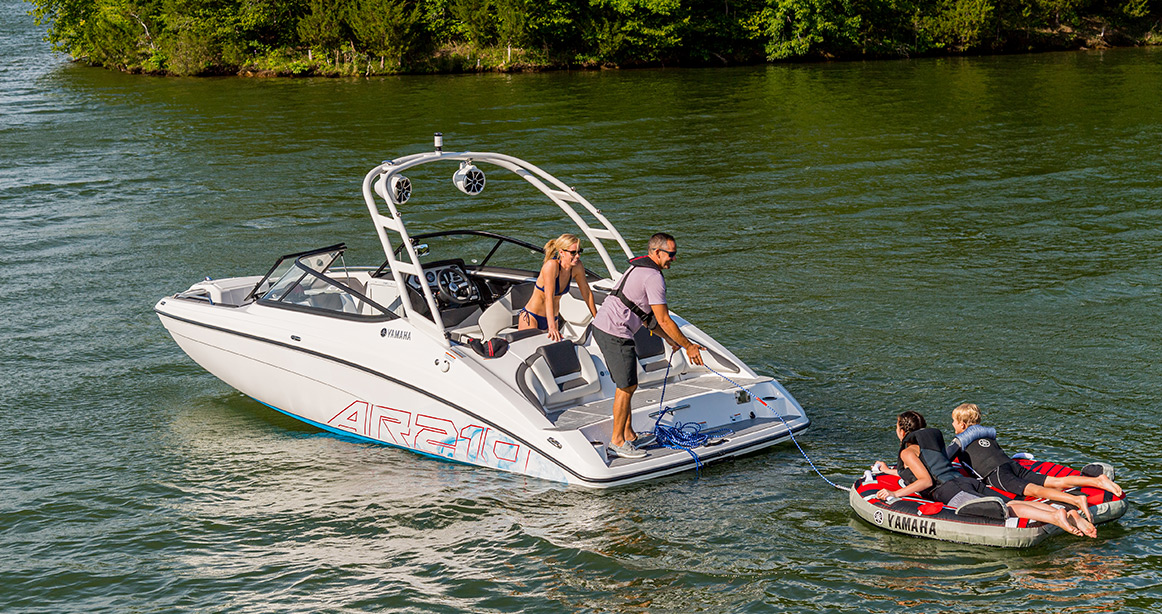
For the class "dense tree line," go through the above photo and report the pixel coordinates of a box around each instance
[29,0,1160,75]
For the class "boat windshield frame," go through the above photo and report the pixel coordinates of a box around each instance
[378,230,545,276]
[362,149,636,347]
[247,244,346,302]
[250,244,397,321]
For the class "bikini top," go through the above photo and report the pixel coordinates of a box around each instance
[535,274,571,296]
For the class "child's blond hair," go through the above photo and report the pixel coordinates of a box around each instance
[952,403,982,426]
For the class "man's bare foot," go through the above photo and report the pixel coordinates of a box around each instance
[1096,475,1123,497]
[1067,510,1098,538]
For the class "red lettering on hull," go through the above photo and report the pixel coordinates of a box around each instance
[326,399,530,468]
[329,401,368,434]
[370,405,412,445]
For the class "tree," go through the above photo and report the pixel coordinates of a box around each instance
[451,0,494,47]
[585,0,688,64]
[495,0,527,61]
[349,0,423,66]
[916,0,994,51]
[298,0,350,50]
[747,0,863,59]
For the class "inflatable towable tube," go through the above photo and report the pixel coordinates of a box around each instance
[850,458,1127,548]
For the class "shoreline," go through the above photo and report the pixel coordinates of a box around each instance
[39,4,1161,78]
[84,39,1162,79]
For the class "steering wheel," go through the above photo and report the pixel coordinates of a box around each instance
[436,266,480,305]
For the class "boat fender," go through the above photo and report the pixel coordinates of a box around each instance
[468,337,509,358]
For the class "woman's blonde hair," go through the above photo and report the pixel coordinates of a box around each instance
[543,233,580,264]
[952,403,982,426]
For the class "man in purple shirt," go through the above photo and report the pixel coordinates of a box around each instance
[592,232,704,459]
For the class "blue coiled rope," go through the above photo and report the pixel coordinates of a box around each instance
[649,358,733,472]
[649,348,849,491]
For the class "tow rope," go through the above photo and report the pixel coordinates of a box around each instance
[649,348,849,492]
[649,356,732,472]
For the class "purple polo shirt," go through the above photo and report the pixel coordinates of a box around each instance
[592,266,666,339]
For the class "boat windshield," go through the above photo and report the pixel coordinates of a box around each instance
[387,230,544,275]
[254,245,393,319]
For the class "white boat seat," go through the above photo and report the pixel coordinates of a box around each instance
[558,289,593,337]
[310,292,344,311]
[518,340,601,411]
[479,282,536,340]
[309,291,360,314]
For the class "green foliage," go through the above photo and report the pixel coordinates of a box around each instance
[297,0,348,49]
[495,0,527,49]
[747,0,862,59]
[26,0,1162,74]
[451,0,494,46]
[523,0,579,49]
[1120,0,1151,18]
[917,0,994,51]
[584,0,688,63]
[680,0,766,62]
[1031,0,1083,26]
[349,0,423,63]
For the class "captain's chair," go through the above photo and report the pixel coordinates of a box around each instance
[517,340,601,411]
[478,282,536,340]
[633,326,687,385]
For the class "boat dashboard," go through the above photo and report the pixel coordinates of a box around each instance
[403,259,484,308]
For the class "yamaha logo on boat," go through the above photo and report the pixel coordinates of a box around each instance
[874,510,884,525]
[979,439,991,447]
[887,513,938,536]
[381,328,412,341]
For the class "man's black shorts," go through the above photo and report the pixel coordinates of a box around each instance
[593,327,637,389]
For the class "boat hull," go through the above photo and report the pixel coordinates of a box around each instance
[157,300,810,488]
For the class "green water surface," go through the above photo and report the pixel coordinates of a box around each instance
[2,3,1161,611]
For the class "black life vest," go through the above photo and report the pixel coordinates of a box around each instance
[898,428,961,488]
[958,437,1012,478]
[610,255,663,331]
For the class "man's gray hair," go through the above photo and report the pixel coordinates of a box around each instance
[648,232,675,252]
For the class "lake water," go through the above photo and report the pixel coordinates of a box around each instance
[3,1,1161,611]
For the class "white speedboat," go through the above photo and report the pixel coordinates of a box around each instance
[155,135,811,488]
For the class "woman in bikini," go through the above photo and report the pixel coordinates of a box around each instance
[518,233,598,342]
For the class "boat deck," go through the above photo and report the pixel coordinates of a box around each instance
[606,416,791,467]
[547,374,769,431]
